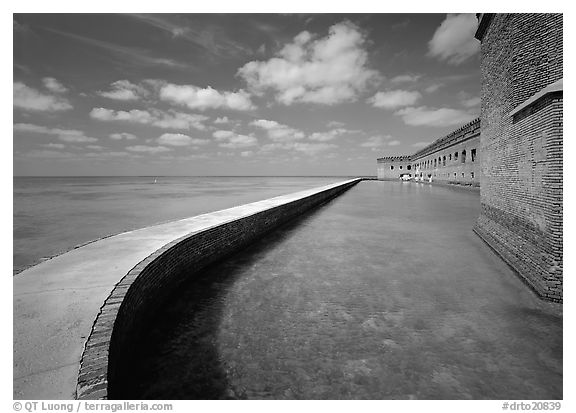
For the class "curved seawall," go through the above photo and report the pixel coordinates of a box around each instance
[13,178,360,400]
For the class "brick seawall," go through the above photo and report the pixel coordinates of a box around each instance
[12,178,360,400]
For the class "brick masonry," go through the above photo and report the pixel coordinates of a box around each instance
[377,118,481,187]
[473,13,563,302]
[75,179,360,400]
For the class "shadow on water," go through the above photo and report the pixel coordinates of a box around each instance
[119,197,337,400]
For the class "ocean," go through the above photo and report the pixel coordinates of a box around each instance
[13,176,348,274]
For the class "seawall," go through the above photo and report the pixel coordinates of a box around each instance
[13,178,360,400]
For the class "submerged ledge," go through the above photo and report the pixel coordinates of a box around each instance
[13,178,360,400]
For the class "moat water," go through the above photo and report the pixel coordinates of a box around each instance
[122,181,562,400]
[13,176,344,274]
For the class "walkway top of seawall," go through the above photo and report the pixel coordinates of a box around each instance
[13,178,361,400]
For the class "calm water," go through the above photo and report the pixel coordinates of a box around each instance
[13,176,347,274]
[121,181,562,400]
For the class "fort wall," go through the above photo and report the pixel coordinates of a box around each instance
[377,118,480,187]
[473,13,563,302]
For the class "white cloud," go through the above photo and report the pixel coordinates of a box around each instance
[240,151,253,157]
[44,143,66,149]
[369,90,422,110]
[238,21,379,105]
[428,14,480,65]
[293,142,337,155]
[412,141,431,148]
[461,96,481,108]
[309,128,348,142]
[327,121,345,128]
[390,74,421,84]
[90,108,208,130]
[109,132,138,140]
[424,84,443,93]
[157,133,209,146]
[214,116,230,124]
[250,119,305,142]
[14,123,98,142]
[97,80,149,101]
[87,145,104,150]
[126,145,171,154]
[42,77,68,93]
[395,106,477,127]
[360,135,396,149]
[14,82,72,112]
[159,83,254,111]
[212,130,258,148]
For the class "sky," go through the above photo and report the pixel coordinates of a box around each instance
[13,13,481,176]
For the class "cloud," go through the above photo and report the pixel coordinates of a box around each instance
[97,80,149,101]
[238,21,379,105]
[45,27,187,68]
[159,83,254,111]
[293,142,337,155]
[394,106,477,127]
[128,14,251,59]
[87,145,104,150]
[212,130,258,148]
[412,141,431,148]
[14,123,98,142]
[390,74,421,84]
[157,133,210,146]
[214,116,230,124]
[360,135,395,149]
[240,151,253,157]
[461,96,481,108]
[424,83,443,93]
[44,143,66,149]
[250,119,305,142]
[309,128,348,142]
[327,121,345,128]
[90,108,209,130]
[126,145,171,154]
[42,77,68,93]
[428,14,480,65]
[109,132,138,140]
[369,90,422,109]
[14,82,72,112]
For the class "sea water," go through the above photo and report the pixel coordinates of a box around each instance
[13,176,346,274]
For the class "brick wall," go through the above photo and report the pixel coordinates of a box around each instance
[474,13,563,302]
[376,119,481,187]
[376,156,412,180]
[75,179,360,400]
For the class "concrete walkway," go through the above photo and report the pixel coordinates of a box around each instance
[13,179,358,399]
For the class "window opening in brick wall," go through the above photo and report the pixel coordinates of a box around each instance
[407,165,411,170]
[471,172,475,179]
[399,165,403,170]
[462,150,466,163]
[390,165,394,170]
[471,149,476,162]
[442,156,446,166]
[455,152,458,160]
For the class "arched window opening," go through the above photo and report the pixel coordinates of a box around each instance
[442,156,446,166]
[471,172,475,179]
[407,165,411,170]
[449,154,452,161]
[399,165,403,170]
[471,149,477,162]
[455,152,458,160]
[462,150,466,163]
[390,165,394,170]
